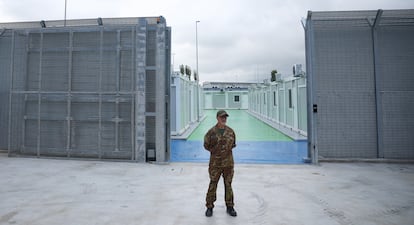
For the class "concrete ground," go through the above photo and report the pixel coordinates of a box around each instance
[1,153,413,225]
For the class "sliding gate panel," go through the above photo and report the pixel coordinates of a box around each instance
[2,17,171,162]
[376,19,414,159]
[306,10,414,160]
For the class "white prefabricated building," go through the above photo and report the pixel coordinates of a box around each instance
[170,72,203,136]
[203,82,251,110]
[248,76,307,137]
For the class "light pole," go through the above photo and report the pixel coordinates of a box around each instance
[64,0,67,27]
[195,20,200,122]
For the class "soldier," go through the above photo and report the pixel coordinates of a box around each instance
[204,110,237,217]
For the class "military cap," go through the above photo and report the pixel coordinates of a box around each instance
[216,110,229,117]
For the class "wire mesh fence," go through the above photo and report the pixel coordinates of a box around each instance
[305,9,414,159]
[0,17,171,161]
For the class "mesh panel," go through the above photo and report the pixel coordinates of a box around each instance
[1,17,170,161]
[0,33,12,149]
[41,52,69,91]
[307,9,414,159]
[312,21,377,158]
[145,116,156,150]
[146,70,156,112]
[381,93,414,158]
[72,51,100,91]
[146,30,156,66]
[377,25,414,158]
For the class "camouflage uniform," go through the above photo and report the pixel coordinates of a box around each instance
[204,124,236,209]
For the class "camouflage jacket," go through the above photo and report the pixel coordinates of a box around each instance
[204,124,236,168]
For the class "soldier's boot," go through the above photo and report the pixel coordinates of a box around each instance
[205,208,213,217]
[226,207,237,217]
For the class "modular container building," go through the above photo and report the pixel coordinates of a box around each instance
[0,17,171,162]
[203,82,251,110]
[305,9,414,162]
[248,76,307,137]
[170,71,203,136]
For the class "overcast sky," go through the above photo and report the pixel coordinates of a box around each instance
[1,0,413,83]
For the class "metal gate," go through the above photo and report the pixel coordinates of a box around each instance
[305,10,414,161]
[0,17,171,162]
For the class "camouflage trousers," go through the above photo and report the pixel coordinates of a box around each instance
[205,166,234,208]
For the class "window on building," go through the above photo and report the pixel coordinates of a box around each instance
[288,89,292,108]
[273,91,276,106]
[234,95,240,102]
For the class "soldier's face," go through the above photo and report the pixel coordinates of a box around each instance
[217,115,227,126]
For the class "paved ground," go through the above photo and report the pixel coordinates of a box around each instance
[172,110,307,164]
[1,154,413,225]
[187,110,292,141]
[171,140,307,164]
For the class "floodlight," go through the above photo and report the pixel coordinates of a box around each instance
[40,20,46,28]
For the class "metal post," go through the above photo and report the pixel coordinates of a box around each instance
[372,9,384,158]
[8,31,15,155]
[98,28,103,159]
[115,30,121,152]
[67,30,73,157]
[64,0,67,27]
[131,27,136,160]
[195,20,200,122]
[37,32,44,157]
[304,11,318,164]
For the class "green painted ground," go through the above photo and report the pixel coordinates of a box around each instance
[188,110,292,141]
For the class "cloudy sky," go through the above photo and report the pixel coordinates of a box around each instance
[0,0,413,83]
